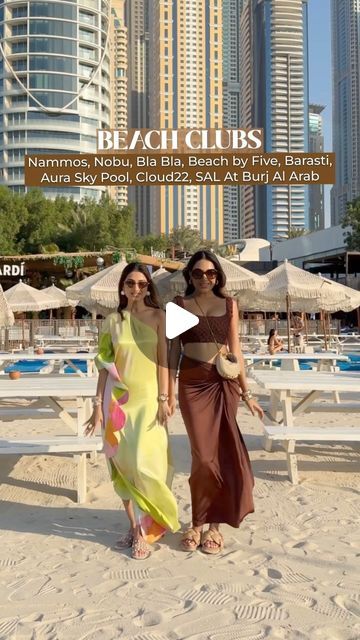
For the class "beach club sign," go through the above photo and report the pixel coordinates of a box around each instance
[0,262,25,277]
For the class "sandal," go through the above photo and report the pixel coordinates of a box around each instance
[113,530,134,550]
[180,528,202,552]
[201,529,224,555]
[131,536,151,560]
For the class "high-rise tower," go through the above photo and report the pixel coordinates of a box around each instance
[331,0,360,225]
[0,0,111,200]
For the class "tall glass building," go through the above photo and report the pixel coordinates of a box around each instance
[222,0,245,242]
[241,0,309,242]
[331,0,360,225]
[0,0,111,200]
[148,0,223,243]
[309,104,325,231]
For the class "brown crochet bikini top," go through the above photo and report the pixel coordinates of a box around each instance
[174,296,232,345]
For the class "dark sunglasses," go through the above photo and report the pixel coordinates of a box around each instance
[124,279,149,289]
[191,268,218,280]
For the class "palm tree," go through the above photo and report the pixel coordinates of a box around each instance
[168,225,202,256]
[288,227,309,239]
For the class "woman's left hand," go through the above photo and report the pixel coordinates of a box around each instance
[245,398,264,420]
[158,401,171,427]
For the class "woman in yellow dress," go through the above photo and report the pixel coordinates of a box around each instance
[85,262,179,559]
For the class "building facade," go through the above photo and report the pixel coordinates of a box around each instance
[222,0,245,242]
[240,0,309,242]
[124,0,151,235]
[110,0,128,207]
[0,0,111,200]
[331,0,360,225]
[308,104,325,231]
[148,0,223,243]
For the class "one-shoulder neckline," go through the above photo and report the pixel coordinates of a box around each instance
[122,310,158,336]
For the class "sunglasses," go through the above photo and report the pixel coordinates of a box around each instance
[191,268,218,281]
[124,280,149,289]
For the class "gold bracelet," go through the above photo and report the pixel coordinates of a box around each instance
[242,390,254,401]
[93,397,102,407]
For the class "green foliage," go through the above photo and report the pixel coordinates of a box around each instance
[287,227,309,239]
[133,233,169,254]
[0,186,27,254]
[0,187,220,260]
[342,196,360,251]
[168,225,202,253]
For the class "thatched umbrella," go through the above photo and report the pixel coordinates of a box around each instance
[0,284,15,350]
[261,261,347,351]
[4,281,60,345]
[42,284,78,308]
[66,260,128,310]
[0,284,14,327]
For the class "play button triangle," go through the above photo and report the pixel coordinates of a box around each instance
[165,301,199,339]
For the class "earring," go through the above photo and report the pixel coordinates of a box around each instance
[146,290,151,296]
[121,290,124,295]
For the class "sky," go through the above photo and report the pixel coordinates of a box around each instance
[308,0,332,224]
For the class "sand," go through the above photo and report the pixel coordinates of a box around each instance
[0,387,359,640]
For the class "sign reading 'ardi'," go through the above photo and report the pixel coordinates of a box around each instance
[0,262,25,277]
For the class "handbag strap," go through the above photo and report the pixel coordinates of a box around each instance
[193,298,225,355]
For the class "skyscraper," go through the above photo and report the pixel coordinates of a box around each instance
[148,0,223,243]
[0,0,111,200]
[309,104,325,231]
[125,0,151,235]
[331,0,360,225]
[222,0,245,242]
[241,0,309,242]
[110,0,128,207]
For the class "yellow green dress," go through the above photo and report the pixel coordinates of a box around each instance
[95,311,180,544]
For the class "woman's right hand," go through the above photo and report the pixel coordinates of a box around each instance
[84,405,103,436]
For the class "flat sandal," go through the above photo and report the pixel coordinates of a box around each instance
[180,528,202,551]
[201,529,224,555]
[131,536,151,560]
[113,530,134,550]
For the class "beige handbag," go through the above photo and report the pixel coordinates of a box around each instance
[194,298,240,380]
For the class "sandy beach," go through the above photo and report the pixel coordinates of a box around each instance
[0,387,359,640]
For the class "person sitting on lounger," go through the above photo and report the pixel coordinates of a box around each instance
[268,329,284,355]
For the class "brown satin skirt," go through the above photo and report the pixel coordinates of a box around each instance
[178,355,254,528]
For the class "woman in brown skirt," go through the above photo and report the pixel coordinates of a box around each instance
[169,250,264,554]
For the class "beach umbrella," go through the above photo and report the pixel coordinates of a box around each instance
[0,284,14,327]
[4,280,61,346]
[151,266,175,303]
[4,280,61,312]
[66,260,128,308]
[261,261,348,350]
[42,284,78,308]
[170,255,268,295]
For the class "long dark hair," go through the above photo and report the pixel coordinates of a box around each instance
[268,328,276,345]
[182,250,227,298]
[117,262,161,319]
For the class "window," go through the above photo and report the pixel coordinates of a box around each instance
[12,23,27,36]
[29,92,76,108]
[29,74,76,91]
[29,37,76,55]
[29,20,76,37]
[12,58,27,71]
[30,56,76,74]
[30,2,76,20]
[11,6,27,18]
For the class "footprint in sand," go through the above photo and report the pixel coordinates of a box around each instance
[333,593,360,619]
[0,618,19,639]
[133,608,163,627]
[8,576,61,602]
